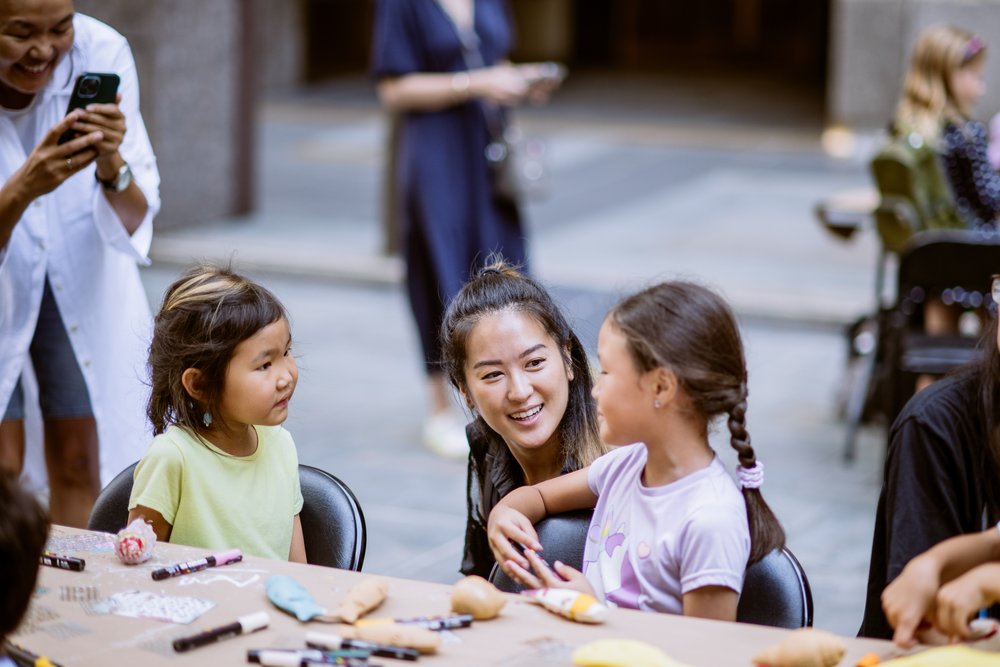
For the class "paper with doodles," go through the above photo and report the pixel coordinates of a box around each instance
[87,590,214,624]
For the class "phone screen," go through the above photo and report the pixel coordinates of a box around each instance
[58,72,120,145]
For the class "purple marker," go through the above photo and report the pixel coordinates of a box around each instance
[151,548,242,581]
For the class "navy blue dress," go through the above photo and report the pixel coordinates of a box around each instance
[373,0,527,370]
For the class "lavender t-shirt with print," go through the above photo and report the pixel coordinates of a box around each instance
[583,444,750,614]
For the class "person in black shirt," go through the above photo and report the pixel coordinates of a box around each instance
[859,310,1000,638]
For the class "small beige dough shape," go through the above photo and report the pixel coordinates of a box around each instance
[450,575,507,620]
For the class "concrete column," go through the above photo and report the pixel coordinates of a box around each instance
[74,1,250,229]
[829,0,1000,130]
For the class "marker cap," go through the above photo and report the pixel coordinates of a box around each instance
[304,630,343,649]
[214,548,243,566]
[253,650,301,667]
[239,611,270,633]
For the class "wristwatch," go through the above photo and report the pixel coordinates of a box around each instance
[96,162,132,193]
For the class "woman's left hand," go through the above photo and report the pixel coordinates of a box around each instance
[70,93,126,164]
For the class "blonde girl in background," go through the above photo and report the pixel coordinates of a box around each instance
[488,281,785,620]
[897,25,999,233]
[128,266,306,562]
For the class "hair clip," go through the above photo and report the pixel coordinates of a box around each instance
[963,35,985,64]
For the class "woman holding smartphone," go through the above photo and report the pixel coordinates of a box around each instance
[0,0,160,527]
[372,0,563,458]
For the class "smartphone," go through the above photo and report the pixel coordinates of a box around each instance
[57,72,120,145]
[524,62,567,87]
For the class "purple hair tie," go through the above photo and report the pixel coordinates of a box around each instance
[737,461,764,490]
[964,35,985,63]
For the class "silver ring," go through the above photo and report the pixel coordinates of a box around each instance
[66,157,73,170]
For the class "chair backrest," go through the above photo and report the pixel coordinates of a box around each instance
[488,509,593,594]
[736,547,813,629]
[86,462,366,571]
[86,461,137,534]
[870,132,964,253]
[298,464,366,570]
[896,229,1000,302]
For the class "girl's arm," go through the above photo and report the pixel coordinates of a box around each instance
[487,468,596,574]
[127,505,172,543]
[683,586,739,621]
[289,514,307,564]
[883,526,1000,647]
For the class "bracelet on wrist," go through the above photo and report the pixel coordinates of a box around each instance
[451,71,471,99]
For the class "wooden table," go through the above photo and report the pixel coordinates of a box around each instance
[14,527,895,667]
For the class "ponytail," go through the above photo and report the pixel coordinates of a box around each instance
[728,385,786,564]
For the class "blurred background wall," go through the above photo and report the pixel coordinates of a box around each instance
[74,0,1000,229]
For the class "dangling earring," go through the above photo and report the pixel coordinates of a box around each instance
[654,400,662,409]
[202,411,213,427]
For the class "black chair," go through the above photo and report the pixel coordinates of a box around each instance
[834,136,967,461]
[487,509,812,630]
[87,462,366,570]
[488,509,593,594]
[881,230,1000,423]
[736,547,813,629]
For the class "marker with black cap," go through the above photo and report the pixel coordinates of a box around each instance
[172,611,269,652]
[306,630,420,661]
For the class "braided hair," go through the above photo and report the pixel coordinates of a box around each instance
[609,281,785,564]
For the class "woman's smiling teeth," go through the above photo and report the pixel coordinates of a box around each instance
[510,405,542,421]
[19,63,49,74]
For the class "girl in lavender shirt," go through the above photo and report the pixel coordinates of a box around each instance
[488,282,786,620]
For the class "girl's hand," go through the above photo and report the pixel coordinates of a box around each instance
[882,556,942,648]
[470,64,529,106]
[933,563,1000,639]
[507,548,595,596]
[487,504,541,572]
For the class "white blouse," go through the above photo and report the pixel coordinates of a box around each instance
[0,14,160,488]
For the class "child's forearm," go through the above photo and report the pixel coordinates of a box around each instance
[499,486,548,524]
[932,527,1000,584]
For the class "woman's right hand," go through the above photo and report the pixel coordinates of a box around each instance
[470,64,529,106]
[12,110,103,202]
[487,503,541,573]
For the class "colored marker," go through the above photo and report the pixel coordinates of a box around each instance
[152,548,242,581]
[247,649,374,666]
[39,551,85,572]
[3,640,64,667]
[355,613,473,631]
[307,630,420,660]
[172,610,268,652]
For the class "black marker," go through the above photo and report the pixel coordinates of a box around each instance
[152,548,242,581]
[172,611,269,652]
[247,649,374,666]
[39,551,85,572]
[307,630,420,661]
[356,613,473,631]
[3,640,65,667]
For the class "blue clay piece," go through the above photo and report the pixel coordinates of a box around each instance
[266,574,327,622]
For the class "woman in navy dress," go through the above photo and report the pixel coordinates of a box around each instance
[372,0,560,457]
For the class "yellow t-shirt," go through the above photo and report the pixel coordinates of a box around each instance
[129,424,304,560]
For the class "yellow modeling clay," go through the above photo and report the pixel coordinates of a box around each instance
[879,645,1000,666]
[572,638,691,667]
